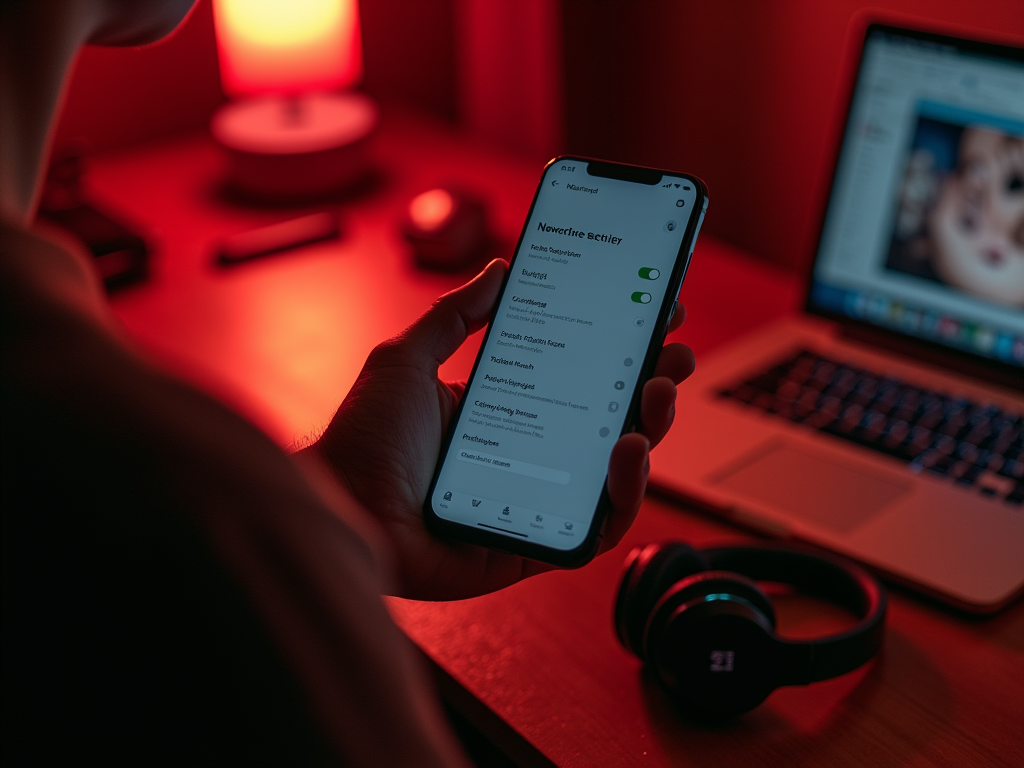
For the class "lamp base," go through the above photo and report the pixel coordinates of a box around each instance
[211,91,378,200]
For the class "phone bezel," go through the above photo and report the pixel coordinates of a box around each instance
[423,156,709,567]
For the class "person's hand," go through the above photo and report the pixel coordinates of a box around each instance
[302,259,695,600]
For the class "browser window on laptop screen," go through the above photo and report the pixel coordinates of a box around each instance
[809,27,1024,370]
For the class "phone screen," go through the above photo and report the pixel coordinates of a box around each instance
[429,160,704,557]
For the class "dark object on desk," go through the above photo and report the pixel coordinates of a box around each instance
[402,187,489,271]
[37,149,149,290]
[216,212,341,266]
[615,540,886,717]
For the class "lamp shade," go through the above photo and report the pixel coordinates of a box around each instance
[212,0,363,97]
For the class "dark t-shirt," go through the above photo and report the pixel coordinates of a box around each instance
[0,226,338,764]
[0,223,463,767]
[1,396,337,765]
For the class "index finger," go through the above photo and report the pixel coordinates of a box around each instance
[667,301,687,334]
[394,259,507,367]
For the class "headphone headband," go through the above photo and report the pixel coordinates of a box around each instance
[702,543,887,683]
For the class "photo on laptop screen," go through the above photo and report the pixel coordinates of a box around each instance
[809,27,1024,373]
[885,106,1023,310]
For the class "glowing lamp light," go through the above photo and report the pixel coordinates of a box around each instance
[213,0,362,96]
[210,0,377,200]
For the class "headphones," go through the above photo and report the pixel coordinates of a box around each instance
[614,541,886,717]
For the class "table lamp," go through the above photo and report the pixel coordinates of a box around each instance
[210,0,377,200]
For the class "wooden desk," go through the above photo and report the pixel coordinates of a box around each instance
[97,114,1024,767]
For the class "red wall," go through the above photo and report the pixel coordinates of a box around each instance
[562,0,1024,271]
[53,0,224,155]
[54,0,1023,273]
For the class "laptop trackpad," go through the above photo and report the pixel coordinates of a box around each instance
[712,441,911,533]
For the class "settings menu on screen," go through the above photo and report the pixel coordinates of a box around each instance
[432,162,702,550]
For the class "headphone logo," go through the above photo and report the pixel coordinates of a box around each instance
[709,650,734,673]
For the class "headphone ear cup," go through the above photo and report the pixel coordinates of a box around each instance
[644,571,776,653]
[643,571,779,716]
[615,542,710,658]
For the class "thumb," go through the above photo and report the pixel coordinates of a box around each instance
[398,259,507,367]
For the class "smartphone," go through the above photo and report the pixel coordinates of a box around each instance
[424,157,708,567]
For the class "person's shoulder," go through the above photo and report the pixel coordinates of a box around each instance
[1,218,108,319]
[1,219,131,392]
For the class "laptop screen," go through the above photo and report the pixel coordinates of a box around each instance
[809,25,1024,372]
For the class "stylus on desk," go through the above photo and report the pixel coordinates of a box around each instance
[216,212,340,265]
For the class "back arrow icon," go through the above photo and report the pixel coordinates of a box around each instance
[551,180,559,186]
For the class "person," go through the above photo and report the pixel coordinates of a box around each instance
[0,1,695,765]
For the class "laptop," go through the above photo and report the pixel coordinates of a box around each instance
[650,22,1024,613]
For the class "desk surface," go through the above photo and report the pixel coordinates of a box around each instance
[99,113,1024,768]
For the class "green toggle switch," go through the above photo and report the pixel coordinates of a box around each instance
[638,267,660,280]
[631,291,652,304]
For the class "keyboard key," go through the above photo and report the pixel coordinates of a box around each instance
[956,443,979,465]
[862,411,887,441]
[999,460,1024,480]
[777,379,801,402]
[955,465,981,486]
[884,419,910,446]
[977,471,1016,498]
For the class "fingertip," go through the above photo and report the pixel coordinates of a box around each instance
[612,431,649,468]
[626,430,651,456]
[607,432,649,488]
[464,258,508,313]
[605,432,650,548]
[400,259,507,366]
[653,342,695,384]
[639,377,677,447]
[479,257,508,283]
[667,301,688,333]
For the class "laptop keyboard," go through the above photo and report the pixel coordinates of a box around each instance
[718,350,1024,506]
